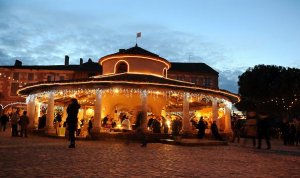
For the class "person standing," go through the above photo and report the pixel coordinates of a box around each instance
[19,111,29,137]
[197,117,206,139]
[0,113,9,132]
[121,116,132,132]
[211,121,224,141]
[66,98,81,148]
[152,117,161,134]
[10,108,20,137]
[88,117,93,135]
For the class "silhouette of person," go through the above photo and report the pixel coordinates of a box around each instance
[88,117,93,135]
[0,113,9,132]
[136,111,147,147]
[197,117,206,139]
[211,121,223,141]
[257,112,271,149]
[19,111,29,137]
[66,98,81,148]
[11,108,20,137]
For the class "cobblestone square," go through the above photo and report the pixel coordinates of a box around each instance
[0,130,299,178]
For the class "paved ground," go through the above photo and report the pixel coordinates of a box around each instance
[0,128,299,178]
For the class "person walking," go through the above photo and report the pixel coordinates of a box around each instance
[231,118,244,143]
[0,113,9,132]
[257,112,271,149]
[19,111,29,137]
[10,108,20,137]
[136,111,147,147]
[243,111,257,147]
[66,98,81,148]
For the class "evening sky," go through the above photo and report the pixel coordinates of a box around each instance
[0,0,299,93]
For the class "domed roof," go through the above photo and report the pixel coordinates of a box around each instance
[114,44,159,57]
[99,45,170,68]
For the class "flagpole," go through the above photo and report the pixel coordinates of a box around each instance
[136,32,141,46]
[136,36,138,46]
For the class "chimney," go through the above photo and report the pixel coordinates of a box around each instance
[65,55,69,65]
[80,58,83,65]
[14,60,22,66]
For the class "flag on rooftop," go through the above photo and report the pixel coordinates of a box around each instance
[137,32,141,38]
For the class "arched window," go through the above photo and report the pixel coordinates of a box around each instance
[115,62,128,74]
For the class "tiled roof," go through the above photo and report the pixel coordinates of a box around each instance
[0,61,217,75]
[0,61,102,72]
[169,62,218,75]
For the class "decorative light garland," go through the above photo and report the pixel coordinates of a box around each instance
[23,87,235,110]
[17,79,240,104]
[3,102,27,109]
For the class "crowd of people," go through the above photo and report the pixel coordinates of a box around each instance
[1,104,299,150]
[231,111,300,149]
[0,108,29,137]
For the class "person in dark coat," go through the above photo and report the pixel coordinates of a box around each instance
[171,117,180,136]
[19,111,30,137]
[38,114,46,129]
[280,120,289,145]
[66,98,81,148]
[88,117,93,135]
[197,117,206,139]
[211,121,224,141]
[0,113,9,132]
[152,118,161,134]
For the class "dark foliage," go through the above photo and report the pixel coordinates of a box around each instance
[236,65,300,117]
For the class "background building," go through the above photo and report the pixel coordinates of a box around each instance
[0,47,218,114]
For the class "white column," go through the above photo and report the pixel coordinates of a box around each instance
[46,92,55,134]
[212,98,219,127]
[92,90,102,133]
[141,89,148,131]
[182,92,192,135]
[27,95,36,129]
[62,104,67,122]
[224,104,232,133]
[34,101,41,129]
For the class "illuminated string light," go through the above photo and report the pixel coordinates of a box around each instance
[17,79,240,103]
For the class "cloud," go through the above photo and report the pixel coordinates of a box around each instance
[218,69,246,93]
[0,1,248,94]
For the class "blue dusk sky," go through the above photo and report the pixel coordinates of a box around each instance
[0,0,299,93]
